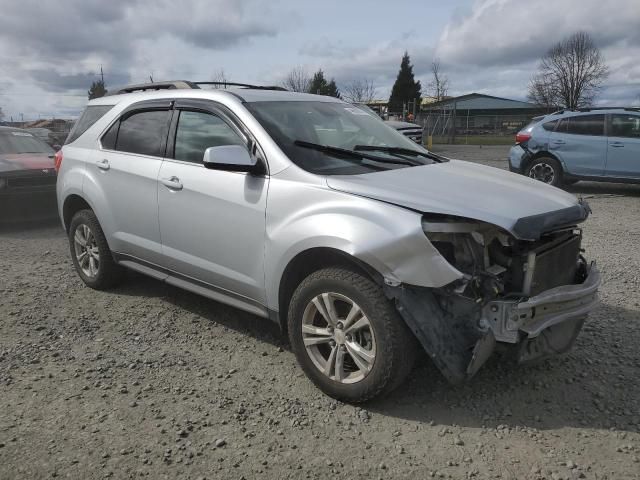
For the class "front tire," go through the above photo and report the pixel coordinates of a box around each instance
[69,209,124,290]
[288,267,417,402]
[526,156,563,187]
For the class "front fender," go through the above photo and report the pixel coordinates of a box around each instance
[264,177,462,310]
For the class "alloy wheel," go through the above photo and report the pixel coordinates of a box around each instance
[73,224,100,278]
[301,292,376,384]
[528,162,555,184]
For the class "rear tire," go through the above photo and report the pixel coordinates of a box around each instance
[526,156,563,187]
[288,267,417,403]
[69,209,124,290]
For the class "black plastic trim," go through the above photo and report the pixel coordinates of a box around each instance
[512,200,590,240]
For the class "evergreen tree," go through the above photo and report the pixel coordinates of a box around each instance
[88,80,107,99]
[388,52,421,113]
[307,69,340,98]
[326,79,340,99]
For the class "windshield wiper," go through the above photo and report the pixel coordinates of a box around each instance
[293,140,419,167]
[353,145,445,163]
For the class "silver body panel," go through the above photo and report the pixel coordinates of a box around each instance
[326,159,579,239]
[157,159,268,304]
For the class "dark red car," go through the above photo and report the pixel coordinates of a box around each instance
[0,126,58,222]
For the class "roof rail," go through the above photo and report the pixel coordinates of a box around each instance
[109,80,287,96]
[195,81,287,91]
[566,107,640,113]
[112,80,200,95]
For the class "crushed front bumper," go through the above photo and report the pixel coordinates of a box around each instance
[388,263,600,384]
[483,263,600,362]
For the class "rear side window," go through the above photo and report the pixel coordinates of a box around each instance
[173,110,244,163]
[558,114,604,136]
[542,120,558,131]
[114,110,171,157]
[610,114,640,138]
[65,105,114,144]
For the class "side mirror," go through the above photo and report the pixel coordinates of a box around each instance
[203,145,258,173]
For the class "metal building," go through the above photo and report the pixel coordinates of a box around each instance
[421,93,551,140]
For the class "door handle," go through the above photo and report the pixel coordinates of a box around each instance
[552,139,566,145]
[609,142,624,148]
[161,176,183,190]
[96,159,110,170]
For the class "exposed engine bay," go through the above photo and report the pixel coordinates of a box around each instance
[384,213,599,384]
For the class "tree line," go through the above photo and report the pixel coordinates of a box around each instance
[84,31,614,113]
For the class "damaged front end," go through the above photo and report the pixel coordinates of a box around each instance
[384,213,600,384]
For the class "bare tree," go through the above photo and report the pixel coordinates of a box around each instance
[211,69,229,88]
[342,79,377,103]
[0,106,5,122]
[281,66,311,92]
[426,58,449,102]
[527,72,558,110]
[528,31,608,109]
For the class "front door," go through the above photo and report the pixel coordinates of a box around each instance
[605,113,640,179]
[157,102,269,306]
[548,113,607,177]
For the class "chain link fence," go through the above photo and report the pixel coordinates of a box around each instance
[415,112,536,145]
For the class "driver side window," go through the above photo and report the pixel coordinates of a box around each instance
[173,110,244,164]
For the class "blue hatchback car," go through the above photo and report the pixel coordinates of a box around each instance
[509,108,640,186]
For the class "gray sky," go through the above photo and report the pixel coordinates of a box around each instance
[1,0,639,120]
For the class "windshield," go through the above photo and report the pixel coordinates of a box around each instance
[245,100,431,174]
[0,131,54,155]
[354,104,379,117]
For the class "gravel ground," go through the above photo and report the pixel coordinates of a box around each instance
[1,145,639,480]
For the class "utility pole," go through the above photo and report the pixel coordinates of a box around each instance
[100,65,104,84]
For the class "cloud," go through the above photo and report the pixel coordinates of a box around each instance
[437,0,640,67]
[1,0,638,118]
[432,0,640,103]
[0,0,285,117]
[0,0,279,64]
[27,70,131,93]
[291,38,434,99]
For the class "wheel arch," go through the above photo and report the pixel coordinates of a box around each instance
[525,150,566,175]
[62,194,92,232]
[277,247,383,334]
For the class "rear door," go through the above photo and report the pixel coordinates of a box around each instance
[93,100,172,264]
[605,113,640,179]
[157,99,269,307]
[548,114,606,176]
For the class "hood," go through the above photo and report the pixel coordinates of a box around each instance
[0,153,55,174]
[385,120,421,130]
[326,160,589,240]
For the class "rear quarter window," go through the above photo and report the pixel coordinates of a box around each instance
[65,105,114,144]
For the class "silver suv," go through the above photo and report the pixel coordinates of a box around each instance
[57,81,600,402]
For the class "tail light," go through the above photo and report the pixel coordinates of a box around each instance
[515,132,531,144]
[53,150,63,173]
